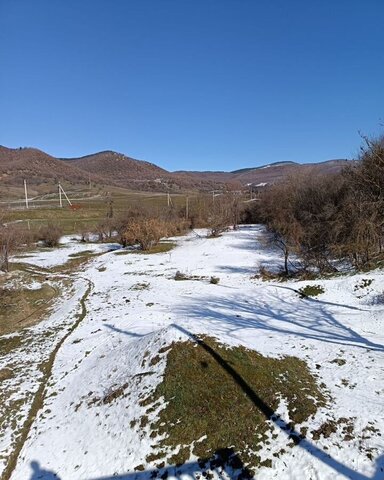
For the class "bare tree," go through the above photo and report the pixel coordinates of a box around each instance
[0,225,21,272]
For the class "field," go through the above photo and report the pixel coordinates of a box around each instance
[1,186,196,234]
[0,226,383,480]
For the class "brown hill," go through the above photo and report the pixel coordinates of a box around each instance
[62,151,178,191]
[64,151,168,180]
[231,159,351,185]
[63,151,231,192]
[175,159,351,187]
[0,146,104,188]
[0,145,352,198]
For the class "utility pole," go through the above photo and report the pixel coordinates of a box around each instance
[185,196,189,219]
[58,183,72,207]
[167,192,170,207]
[24,179,29,209]
[59,183,63,207]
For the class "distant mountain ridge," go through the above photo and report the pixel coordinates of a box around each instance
[0,145,351,197]
[231,161,297,174]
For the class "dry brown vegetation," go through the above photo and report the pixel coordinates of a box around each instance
[38,223,63,247]
[254,134,384,274]
[123,218,169,251]
[0,220,41,272]
[92,194,245,250]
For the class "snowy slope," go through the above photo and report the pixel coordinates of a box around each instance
[4,226,384,480]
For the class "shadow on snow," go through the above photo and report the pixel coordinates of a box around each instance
[28,323,383,480]
[175,288,383,352]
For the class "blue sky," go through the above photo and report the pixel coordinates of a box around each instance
[0,0,383,171]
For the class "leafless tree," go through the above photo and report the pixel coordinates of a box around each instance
[0,225,21,272]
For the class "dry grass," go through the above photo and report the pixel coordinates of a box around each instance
[3,191,191,234]
[0,282,57,336]
[142,336,326,473]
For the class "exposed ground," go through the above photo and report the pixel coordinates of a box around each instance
[0,226,383,480]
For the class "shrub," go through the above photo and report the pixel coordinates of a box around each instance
[122,218,168,251]
[210,276,220,284]
[298,284,324,298]
[174,271,188,281]
[96,218,115,242]
[174,271,204,281]
[115,204,190,249]
[79,229,90,243]
[354,278,373,291]
[39,223,63,247]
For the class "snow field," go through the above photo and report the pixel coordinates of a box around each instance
[3,226,383,479]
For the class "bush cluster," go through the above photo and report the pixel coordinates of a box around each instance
[38,223,63,247]
[95,194,245,251]
[255,134,384,274]
[0,220,63,272]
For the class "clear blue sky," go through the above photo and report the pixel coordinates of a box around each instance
[0,0,383,171]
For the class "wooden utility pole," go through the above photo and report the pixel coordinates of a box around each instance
[24,179,29,209]
[185,196,189,219]
[58,183,72,206]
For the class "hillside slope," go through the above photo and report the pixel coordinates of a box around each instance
[64,151,232,192]
[63,151,168,182]
[0,145,351,197]
[0,146,106,197]
[175,159,350,186]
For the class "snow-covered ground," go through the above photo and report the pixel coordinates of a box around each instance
[13,234,119,268]
[2,226,383,480]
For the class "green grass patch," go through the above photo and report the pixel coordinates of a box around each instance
[139,242,177,254]
[0,283,57,336]
[297,284,325,298]
[142,336,326,473]
[50,251,102,274]
[0,334,24,358]
[113,249,133,256]
[142,242,176,254]
[115,242,176,255]
[3,190,192,235]
[68,250,96,258]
